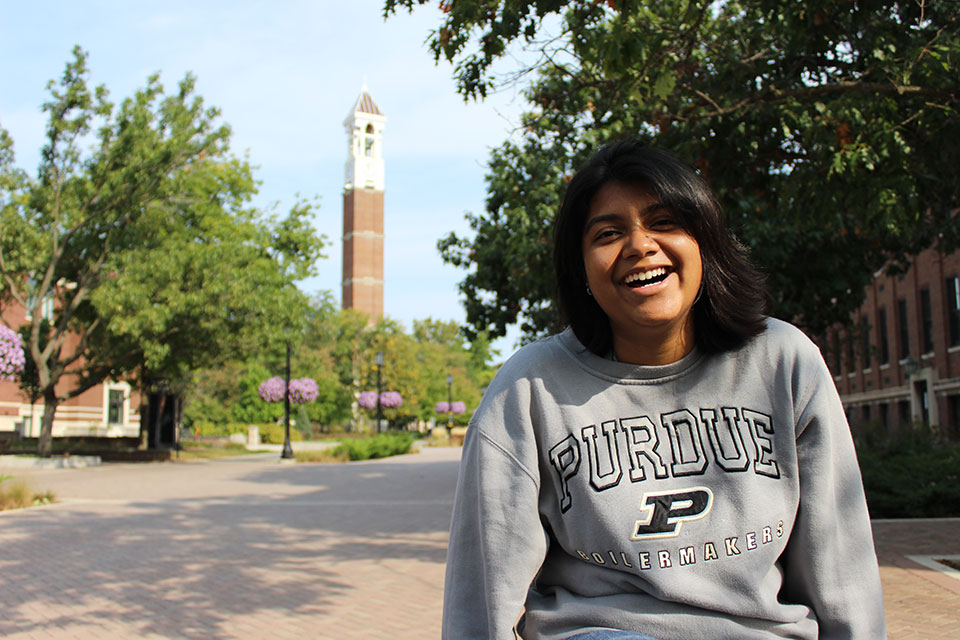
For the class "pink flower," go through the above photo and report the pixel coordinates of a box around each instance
[0,325,26,382]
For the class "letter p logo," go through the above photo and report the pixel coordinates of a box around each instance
[631,487,713,540]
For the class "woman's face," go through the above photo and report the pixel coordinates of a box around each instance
[581,181,703,363]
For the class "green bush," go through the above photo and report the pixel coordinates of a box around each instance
[258,422,305,445]
[331,432,413,461]
[858,434,960,518]
[193,421,230,437]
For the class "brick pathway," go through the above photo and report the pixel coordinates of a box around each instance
[1,447,958,639]
[1,448,457,639]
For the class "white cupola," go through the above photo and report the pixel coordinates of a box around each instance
[343,84,386,191]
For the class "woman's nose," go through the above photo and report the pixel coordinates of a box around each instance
[623,227,658,257]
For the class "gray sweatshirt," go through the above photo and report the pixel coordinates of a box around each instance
[442,319,885,639]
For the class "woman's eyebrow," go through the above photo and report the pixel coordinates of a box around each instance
[583,202,667,234]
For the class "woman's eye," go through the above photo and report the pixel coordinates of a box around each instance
[650,217,679,230]
[595,229,619,240]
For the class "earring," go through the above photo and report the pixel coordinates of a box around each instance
[586,283,593,297]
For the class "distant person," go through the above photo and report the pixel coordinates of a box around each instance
[442,140,885,639]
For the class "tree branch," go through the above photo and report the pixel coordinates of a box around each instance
[680,80,958,120]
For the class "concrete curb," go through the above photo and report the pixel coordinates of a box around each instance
[0,454,101,468]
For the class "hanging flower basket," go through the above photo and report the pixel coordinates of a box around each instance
[359,391,402,409]
[0,325,25,382]
[258,376,318,404]
[435,400,466,415]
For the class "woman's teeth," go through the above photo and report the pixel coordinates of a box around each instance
[624,267,667,287]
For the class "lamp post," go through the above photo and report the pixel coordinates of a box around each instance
[446,373,454,434]
[376,351,385,432]
[281,343,294,459]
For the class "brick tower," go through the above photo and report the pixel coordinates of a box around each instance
[341,86,386,318]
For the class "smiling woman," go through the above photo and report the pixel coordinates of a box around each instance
[441,141,887,640]
[581,181,703,365]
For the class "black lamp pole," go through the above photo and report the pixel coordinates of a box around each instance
[281,342,294,459]
[446,373,453,434]
[376,350,384,432]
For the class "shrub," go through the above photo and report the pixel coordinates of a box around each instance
[258,422,305,445]
[295,404,313,438]
[331,432,414,461]
[858,433,960,518]
[0,475,54,511]
[193,421,230,437]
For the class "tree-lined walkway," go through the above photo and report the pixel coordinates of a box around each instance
[0,448,457,639]
[1,447,958,639]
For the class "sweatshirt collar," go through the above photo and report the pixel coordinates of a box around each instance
[558,327,703,383]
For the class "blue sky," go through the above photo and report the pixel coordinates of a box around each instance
[0,0,527,358]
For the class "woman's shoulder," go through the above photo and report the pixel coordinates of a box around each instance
[746,317,827,367]
[490,331,572,383]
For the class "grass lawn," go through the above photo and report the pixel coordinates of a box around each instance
[0,474,55,511]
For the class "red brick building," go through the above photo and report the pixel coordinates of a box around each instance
[0,302,141,439]
[822,247,960,440]
[341,87,386,319]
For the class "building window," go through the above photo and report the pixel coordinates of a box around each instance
[950,395,960,437]
[846,327,856,372]
[897,298,910,359]
[947,275,960,348]
[898,400,911,427]
[879,402,889,431]
[108,390,124,425]
[830,330,842,374]
[860,316,871,370]
[878,307,890,365]
[920,287,934,354]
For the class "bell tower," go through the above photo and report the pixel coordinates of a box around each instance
[341,86,386,318]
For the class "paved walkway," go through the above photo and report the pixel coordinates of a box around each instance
[1,447,958,639]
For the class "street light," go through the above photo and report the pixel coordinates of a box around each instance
[904,356,920,380]
[281,343,294,459]
[376,351,385,433]
[446,373,454,434]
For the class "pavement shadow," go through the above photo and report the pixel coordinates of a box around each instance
[0,453,461,639]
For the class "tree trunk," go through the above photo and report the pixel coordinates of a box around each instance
[37,389,59,457]
[153,392,167,450]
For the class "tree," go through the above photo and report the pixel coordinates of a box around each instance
[385,0,960,339]
[0,47,325,456]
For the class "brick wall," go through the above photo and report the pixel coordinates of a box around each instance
[821,248,960,440]
[341,188,385,318]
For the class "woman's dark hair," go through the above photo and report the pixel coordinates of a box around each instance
[553,140,769,356]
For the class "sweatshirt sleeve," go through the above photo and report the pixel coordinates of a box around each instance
[781,358,887,639]
[442,425,550,639]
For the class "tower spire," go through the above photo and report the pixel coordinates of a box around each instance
[341,86,386,319]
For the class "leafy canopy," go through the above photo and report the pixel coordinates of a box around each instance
[386,0,960,338]
[0,46,325,453]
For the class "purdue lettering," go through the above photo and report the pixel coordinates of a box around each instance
[581,420,623,491]
[548,405,779,513]
[549,435,581,513]
[620,416,669,482]
[701,407,750,472]
[661,409,708,477]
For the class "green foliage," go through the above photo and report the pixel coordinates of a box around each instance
[387,0,960,338]
[0,475,55,511]
[295,404,313,437]
[858,433,960,518]
[191,421,230,437]
[258,422,304,445]
[231,364,283,424]
[0,47,325,456]
[182,297,497,433]
[330,432,414,461]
